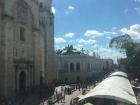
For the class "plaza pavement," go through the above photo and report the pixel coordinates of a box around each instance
[10,84,140,105]
[54,89,82,105]
[21,87,85,105]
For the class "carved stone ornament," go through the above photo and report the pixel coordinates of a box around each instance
[16,0,28,24]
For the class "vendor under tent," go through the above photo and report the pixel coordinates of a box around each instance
[79,72,137,105]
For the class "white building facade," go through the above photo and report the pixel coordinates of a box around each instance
[101,59,114,75]
[56,54,109,83]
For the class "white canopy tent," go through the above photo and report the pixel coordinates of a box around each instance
[79,72,137,105]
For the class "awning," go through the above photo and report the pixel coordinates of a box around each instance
[79,72,137,105]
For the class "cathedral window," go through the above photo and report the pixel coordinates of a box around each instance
[76,63,80,72]
[87,63,90,72]
[70,63,74,72]
[20,27,25,41]
[39,2,43,8]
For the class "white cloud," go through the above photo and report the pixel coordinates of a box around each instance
[84,30,103,38]
[65,32,75,38]
[111,27,118,31]
[74,46,82,51]
[69,40,75,43]
[134,0,140,2]
[81,28,116,41]
[55,37,66,44]
[106,36,112,40]
[84,29,117,38]
[77,44,84,47]
[99,47,125,63]
[55,45,61,50]
[134,7,140,15]
[76,38,97,45]
[65,6,75,14]
[55,45,66,50]
[120,24,140,39]
[106,43,110,48]
[51,7,56,14]
[68,6,75,10]
[93,43,99,49]
[103,31,117,35]
[93,45,126,63]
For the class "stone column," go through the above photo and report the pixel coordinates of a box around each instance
[33,28,41,86]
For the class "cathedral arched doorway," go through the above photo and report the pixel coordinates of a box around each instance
[19,71,26,94]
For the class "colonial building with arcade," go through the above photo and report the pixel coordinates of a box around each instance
[55,45,114,83]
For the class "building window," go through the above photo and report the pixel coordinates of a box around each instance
[39,2,43,8]
[92,64,94,71]
[76,63,80,72]
[64,63,68,72]
[70,63,74,72]
[87,63,90,72]
[20,27,25,41]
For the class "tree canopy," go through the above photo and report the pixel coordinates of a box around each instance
[109,34,140,79]
[55,45,86,55]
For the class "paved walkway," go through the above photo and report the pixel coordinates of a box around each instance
[17,88,82,105]
[137,96,140,105]
[54,89,82,105]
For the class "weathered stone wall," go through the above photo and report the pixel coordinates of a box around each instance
[39,0,56,84]
[1,0,36,97]
[0,0,55,98]
[3,15,15,97]
[34,30,42,86]
[4,0,39,28]
[0,1,5,97]
[45,12,56,84]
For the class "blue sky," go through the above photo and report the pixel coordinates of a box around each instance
[52,0,140,63]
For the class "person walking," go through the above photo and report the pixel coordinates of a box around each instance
[57,94,59,103]
[47,98,52,105]
[63,93,65,103]
[78,83,80,91]
[60,92,63,103]
[55,89,57,96]
[70,99,73,105]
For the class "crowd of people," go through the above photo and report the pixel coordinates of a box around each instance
[46,83,83,105]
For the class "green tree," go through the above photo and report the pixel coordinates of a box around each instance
[81,48,85,54]
[109,34,134,57]
[62,45,77,54]
[56,49,63,55]
[109,34,140,79]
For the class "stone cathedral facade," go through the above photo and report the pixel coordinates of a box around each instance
[0,0,56,98]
